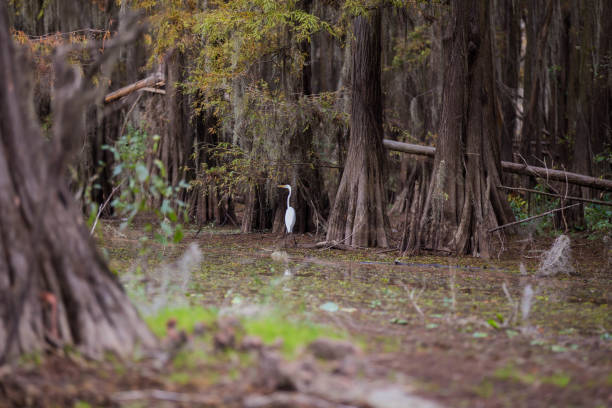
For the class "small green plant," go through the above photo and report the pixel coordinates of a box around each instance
[392,24,432,69]
[593,150,612,166]
[508,193,528,220]
[584,195,612,235]
[103,126,189,244]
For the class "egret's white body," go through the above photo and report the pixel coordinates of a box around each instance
[278,184,296,233]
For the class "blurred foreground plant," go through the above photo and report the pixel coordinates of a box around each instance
[102,126,189,244]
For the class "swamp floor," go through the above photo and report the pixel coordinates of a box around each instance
[1,222,610,408]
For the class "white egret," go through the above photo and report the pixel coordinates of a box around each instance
[278,184,296,234]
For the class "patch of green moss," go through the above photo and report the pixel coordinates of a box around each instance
[169,371,192,384]
[472,380,494,398]
[145,306,218,338]
[493,364,571,388]
[243,314,345,357]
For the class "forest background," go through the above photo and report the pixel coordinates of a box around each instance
[6,0,611,255]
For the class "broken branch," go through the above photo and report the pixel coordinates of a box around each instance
[104,72,164,103]
[383,139,612,191]
[497,185,612,207]
[488,203,580,233]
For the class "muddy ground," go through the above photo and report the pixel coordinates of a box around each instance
[1,222,610,408]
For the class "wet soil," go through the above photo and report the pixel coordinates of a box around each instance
[1,223,610,407]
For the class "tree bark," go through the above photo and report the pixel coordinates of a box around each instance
[404,0,514,257]
[521,0,554,167]
[495,0,520,164]
[326,8,389,248]
[0,4,156,361]
[565,0,603,227]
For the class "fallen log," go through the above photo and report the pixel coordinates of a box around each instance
[383,139,612,192]
[104,72,164,103]
[497,185,612,207]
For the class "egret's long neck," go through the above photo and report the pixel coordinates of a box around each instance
[286,186,292,208]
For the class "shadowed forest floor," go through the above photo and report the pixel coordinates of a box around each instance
[2,222,611,408]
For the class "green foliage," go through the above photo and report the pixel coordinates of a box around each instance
[133,0,337,113]
[104,126,189,244]
[506,184,560,233]
[594,150,612,165]
[199,84,343,195]
[507,186,611,236]
[507,193,528,220]
[392,24,431,68]
[203,141,272,196]
[584,195,612,234]
[343,0,439,16]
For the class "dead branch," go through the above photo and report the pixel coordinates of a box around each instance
[488,203,580,233]
[139,87,166,95]
[25,28,113,41]
[90,180,124,236]
[104,72,164,103]
[497,185,612,206]
[383,139,612,191]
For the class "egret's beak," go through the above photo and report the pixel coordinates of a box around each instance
[278,184,288,188]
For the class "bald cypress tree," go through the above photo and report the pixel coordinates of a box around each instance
[0,3,156,361]
[404,0,514,257]
[326,8,389,248]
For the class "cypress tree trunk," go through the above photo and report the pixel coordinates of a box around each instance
[326,8,389,248]
[565,0,598,227]
[548,0,571,166]
[0,4,156,361]
[496,0,520,164]
[521,0,553,167]
[591,0,612,179]
[404,0,514,257]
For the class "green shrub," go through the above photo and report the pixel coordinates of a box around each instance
[103,126,189,244]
